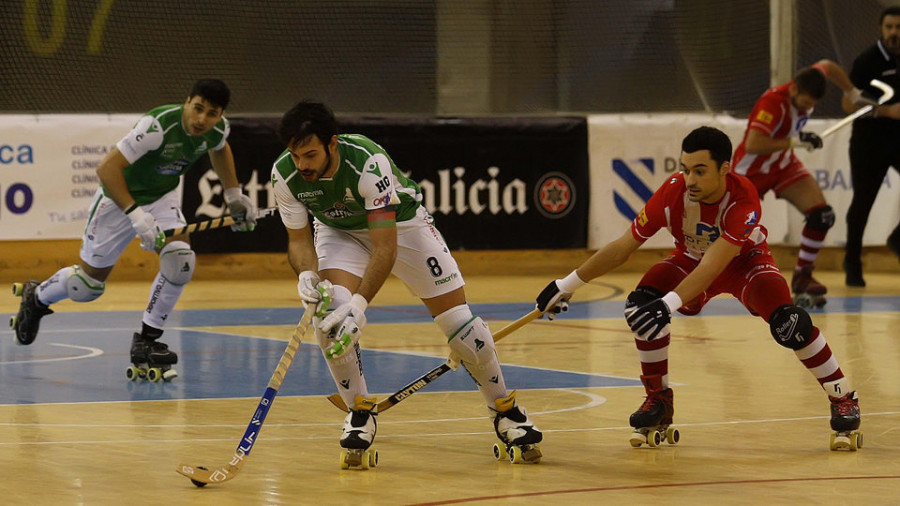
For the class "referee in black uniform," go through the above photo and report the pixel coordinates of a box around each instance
[843,6,900,287]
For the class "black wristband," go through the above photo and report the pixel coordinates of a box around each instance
[124,203,138,215]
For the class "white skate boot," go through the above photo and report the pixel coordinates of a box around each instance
[491,391,542,464]
[339,395,378,469]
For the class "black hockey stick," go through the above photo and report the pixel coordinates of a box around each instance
[164,207,278,237]
[326,309,542,413]
[176,304,314,487]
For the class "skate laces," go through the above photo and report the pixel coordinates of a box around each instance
[830,393,859,416]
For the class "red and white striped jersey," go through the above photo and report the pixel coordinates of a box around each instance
[732,82,812,176]
[631,172,768,260]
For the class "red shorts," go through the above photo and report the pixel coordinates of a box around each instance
[636,247,791,319]
[742,157,811,197]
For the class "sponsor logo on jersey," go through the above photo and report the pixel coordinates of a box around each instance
[366,161,382,176]
[194,141,208,153]
[756,110,774,124]
[534,172,575,219]
[744,210,758,225]
[297,189,325,199]
[161,143,182,159]
[156,160,190,175]
[322,202,360,220]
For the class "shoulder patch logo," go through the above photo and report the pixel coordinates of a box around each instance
[638,208,649,226]
[744,210,759,225]
[756,110,774,124]
[366,161,382,176]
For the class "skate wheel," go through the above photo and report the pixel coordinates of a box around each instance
[629,432,644,448]
[147,368,162,382]
[856,432,863,449]
[339,449,350,470]
[666,427,680,445]
[366,449,378,468]
[162,369,178,382]
[492,443,508,460]
[830,433,852,451]
[849,433,860,451]
[360,452,370,470]
[509,445,524,464]
[9,315,17,331]
[125,366,141,381]
[647,430,661,448]
[12,283,24,297]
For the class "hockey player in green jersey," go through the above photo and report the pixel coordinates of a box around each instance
[272,100,542,467]
[10,79,257,382]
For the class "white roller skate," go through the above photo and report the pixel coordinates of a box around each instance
[127,333,178,382]
[10,281,54,345]
[792,265,827,308]
[825,381,862,451]
[339,396,378,470]
[629,374,679,448]
[491,391,543,464]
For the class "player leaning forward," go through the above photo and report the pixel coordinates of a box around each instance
[271,100,542,466]
[535,126,861,451]
[10,79,257,381]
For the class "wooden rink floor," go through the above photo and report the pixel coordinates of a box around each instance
[1,253,899,505]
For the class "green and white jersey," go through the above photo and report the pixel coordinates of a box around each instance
[109,104,229,205]
[272,134,422,230]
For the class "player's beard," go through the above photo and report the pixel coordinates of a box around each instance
[884,34,900,54]
[300,151,333,182]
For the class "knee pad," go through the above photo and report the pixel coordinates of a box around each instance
[625,286,664,315]
[805,205,835,232]
[769,304,814,350]
[65,265,105,302]
[159,241,195,286]
[446,316,496,366]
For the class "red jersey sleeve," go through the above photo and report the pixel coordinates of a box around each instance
[719,191,762,246]
[747,90,786,137]
[631,175,681,242]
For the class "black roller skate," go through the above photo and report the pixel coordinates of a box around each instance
[825,380,862,451]
[491,390,542,464]
[339,396,378,470]
[792,265,827,308]
[10,281,54,345]
[629,374,679,448]
[843,257,865,288]
[127,332,178,382]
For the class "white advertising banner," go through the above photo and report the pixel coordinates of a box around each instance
[0,114,140,240]
[588,114,900,250]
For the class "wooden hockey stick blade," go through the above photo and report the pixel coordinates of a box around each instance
[164,207,279,237]
[821,79,894,138]
[176,305,313,487]
[326,308,543,413]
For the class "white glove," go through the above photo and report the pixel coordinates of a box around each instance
[224,187,257,232]
[297,272,333,318]
[845,87,879,108]
[320,294,368,358]
[127,206,165,251]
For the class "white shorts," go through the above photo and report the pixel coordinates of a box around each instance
[80,189,186,268]
[314,206,465,299]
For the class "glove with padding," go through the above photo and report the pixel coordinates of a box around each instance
[845,87,879,108]
[792,131,823,151]
[127,206,165,251]
[224,187,257,232]
[535,280,572,320]
[297,272,333,318]
[625,298,672,341]
[320,294,368,358]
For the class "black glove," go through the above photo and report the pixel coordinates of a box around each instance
[795,131,823,151]
[535,280,572,320]
[625,298,671,341]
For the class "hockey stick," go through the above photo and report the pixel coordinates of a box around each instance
[164,207,279,237]
[821,79,894,138]
[176,304,314,487]
[326,308,542,413]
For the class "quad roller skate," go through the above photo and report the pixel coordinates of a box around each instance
[791,266,827,308]
[490,391,543,464]
[827,386,862,451]
[127,333,178,382]
[9,281,54,345]
[629,375,679,448]
[339,396,378,470]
